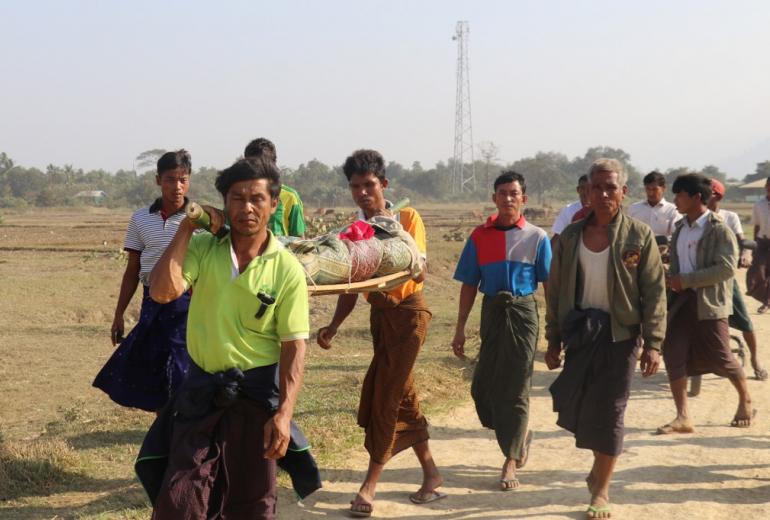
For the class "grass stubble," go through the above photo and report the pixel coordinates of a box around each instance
[0,205,501,519]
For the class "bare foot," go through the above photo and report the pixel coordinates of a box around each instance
[656,417,694,435]
[586,493,611,518]
[731,403,757,427]
[751,362,768,381]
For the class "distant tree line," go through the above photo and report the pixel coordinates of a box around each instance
[0,147,764,210]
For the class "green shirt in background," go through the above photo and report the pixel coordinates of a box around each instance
[269,185,306,237]
[182,230,310,374]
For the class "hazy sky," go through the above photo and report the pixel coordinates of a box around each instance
[2,0,769,177]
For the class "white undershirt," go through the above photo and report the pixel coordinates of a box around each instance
[578,237,610,312]
[230,243,241,280]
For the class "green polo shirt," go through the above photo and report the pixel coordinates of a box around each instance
[182,230,310,374]
[268,185,306,237]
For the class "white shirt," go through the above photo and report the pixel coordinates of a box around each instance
[627,198,682,237]
[715,208,743,237]
[578,237,610,312]
[124,199,188,286]
[552,201,584,235]
[676,210,710,275]
[751,198,770,239]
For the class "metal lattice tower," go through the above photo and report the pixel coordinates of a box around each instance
[452,20,475,193]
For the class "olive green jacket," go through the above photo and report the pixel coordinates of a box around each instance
[668,211,737,320]
[545,210,667,351]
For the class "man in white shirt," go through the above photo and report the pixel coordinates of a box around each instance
[709,180,767,381]
[551,175,589,240]
[747,177,770,313]
[627,171,682,238]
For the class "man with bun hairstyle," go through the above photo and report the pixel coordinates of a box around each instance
[244,137,306,238]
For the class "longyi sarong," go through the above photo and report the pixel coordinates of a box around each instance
[729,278,754,332]
[93,287,191,411]
[136,363,322,520]
[358,291,431,464]
[747,237,770,306]
[471,292,538,459]
[135,363,321,509]
[663,290,745,381]
[550,309,637,457]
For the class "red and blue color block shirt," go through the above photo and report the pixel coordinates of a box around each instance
[453,214,551,296]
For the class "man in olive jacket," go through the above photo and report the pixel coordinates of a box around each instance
[658,173,754,434]
[545,158,665,519]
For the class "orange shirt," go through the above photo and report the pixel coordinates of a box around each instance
[365,207,426,301]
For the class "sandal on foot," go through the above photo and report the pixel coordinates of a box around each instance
[754,367,769,381]
[349,496,373,518]
[409,490,447,504]
[516,430,534,469]
[499,478,520,491]
[655,422,694,434]
[586,504,611,518]
[731,408,757,428]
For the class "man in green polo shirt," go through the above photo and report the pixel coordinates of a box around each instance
[146,157,309,519]
[245,137,306,237]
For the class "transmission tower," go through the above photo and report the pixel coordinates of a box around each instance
[452,20,475,194]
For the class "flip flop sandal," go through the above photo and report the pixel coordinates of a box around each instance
[586,504,611,518]
[349,497,373,518]
[409,490,447,504]
[655,422,694,434]
[516,430,534,469]
[730,408,758,427]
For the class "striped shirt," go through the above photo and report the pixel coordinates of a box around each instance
[454,214,551,296]
[124,198,188,286]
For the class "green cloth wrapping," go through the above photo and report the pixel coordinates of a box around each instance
[472,292,539,459]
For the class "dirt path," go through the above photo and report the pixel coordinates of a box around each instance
[279,314,770,519]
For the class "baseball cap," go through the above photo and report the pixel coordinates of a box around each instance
[711,179,726,198]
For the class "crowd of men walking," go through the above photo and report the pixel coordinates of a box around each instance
[91,142,766,519]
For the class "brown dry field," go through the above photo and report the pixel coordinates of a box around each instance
[0,205,768,519]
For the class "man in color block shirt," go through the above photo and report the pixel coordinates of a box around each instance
[452,171,552,491]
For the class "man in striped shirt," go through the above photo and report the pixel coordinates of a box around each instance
[244,137,306,238]
[93,150,193,411]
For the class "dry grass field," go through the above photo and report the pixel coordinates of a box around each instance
[0,205,502,519]
[1,203,767,520]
